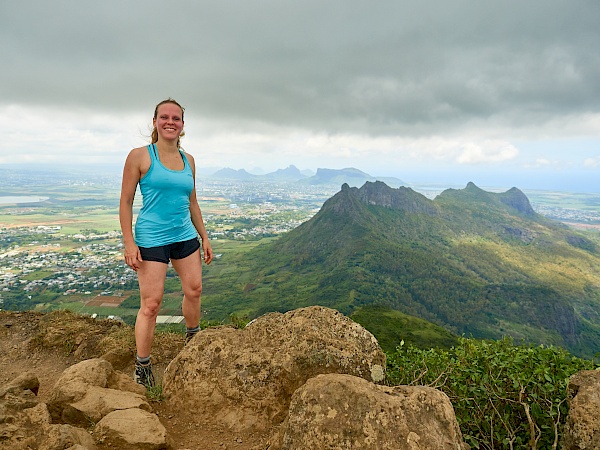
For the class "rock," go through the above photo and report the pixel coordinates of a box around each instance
[47,379,89,422]
[1,371,40,396]
[0,372,40,420]
[41,358,167,447]
[94,408,169,450]
[0,373,96,450]
[25,403,52,426]
[561,370,600,449]
[53,358,113,388]
[48,358,151,426]
[67,385,151,424]
[163,306,386,432]
[276,373,468,450]
[108,369,147,396]
[0,372,40,448]
[101,346,134,370]
[40,424,97,450]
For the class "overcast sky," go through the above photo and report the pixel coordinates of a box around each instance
[1,0,599,192]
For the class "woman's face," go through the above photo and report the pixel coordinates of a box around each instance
[153,103,184,142]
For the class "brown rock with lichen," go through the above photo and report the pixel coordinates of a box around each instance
[94,408,170,450]
[162,306,386,432]
[277,373,468,450]
[0,371,97,450]
[47,358,148,426]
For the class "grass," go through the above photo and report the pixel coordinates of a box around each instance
[146,383,164,402]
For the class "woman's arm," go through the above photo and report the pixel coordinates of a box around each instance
[119,148,145,271]
[187,153,214,265]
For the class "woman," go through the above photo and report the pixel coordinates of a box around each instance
[119,98,213,387]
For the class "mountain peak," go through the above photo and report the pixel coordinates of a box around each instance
[352,181,438,215]
[499,187,535,216]
[465,181,484,192]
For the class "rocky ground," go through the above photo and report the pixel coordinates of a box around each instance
[0,310,272,449]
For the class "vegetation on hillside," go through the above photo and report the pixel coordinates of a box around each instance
[350,305,459,352]
[386,337,599,450]
[200,182,600,358]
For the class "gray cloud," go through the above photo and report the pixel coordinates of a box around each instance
[1,0,599,138]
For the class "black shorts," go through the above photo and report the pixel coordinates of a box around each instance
[139,237,200,264]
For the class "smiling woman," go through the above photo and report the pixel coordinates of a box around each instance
[119,98,214,388]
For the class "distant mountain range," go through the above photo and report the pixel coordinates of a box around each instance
[208,165,406,187]
[205,181,600,358]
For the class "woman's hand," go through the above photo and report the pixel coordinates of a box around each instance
[124,243,142,271]
[202,239,214,265]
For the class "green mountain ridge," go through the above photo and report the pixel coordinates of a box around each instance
[205,181,600,358]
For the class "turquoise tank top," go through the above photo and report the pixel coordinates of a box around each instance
[134,144,198,247]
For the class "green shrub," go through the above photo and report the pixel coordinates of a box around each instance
[386,336,598,449]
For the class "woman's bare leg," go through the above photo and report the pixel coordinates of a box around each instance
[171,249,203,329]
[135,260,168,358]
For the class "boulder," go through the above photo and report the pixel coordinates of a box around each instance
[48,358,148,425]
[101,346,134,370]
[94,408,169,450]
[561,370,600,449]
[163,306,386,432]
[0,373,97,450]
[25,403,52,426]
[108,369,147,395]
[51,358,114,399]
[0,371,40,396]
[277,373,468,450]
[67,385,151,424]
[40,424,97,450]
[0,372,41,442]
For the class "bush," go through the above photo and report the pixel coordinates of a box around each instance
[386,336,598,449]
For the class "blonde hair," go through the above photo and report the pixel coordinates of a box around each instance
[151,98,185,148]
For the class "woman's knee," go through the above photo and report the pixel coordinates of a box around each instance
[139,297,162,318]
[184,281,203,299]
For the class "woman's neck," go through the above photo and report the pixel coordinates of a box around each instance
[155,138,179,154]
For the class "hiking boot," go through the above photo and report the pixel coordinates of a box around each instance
[133,361,155,388]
